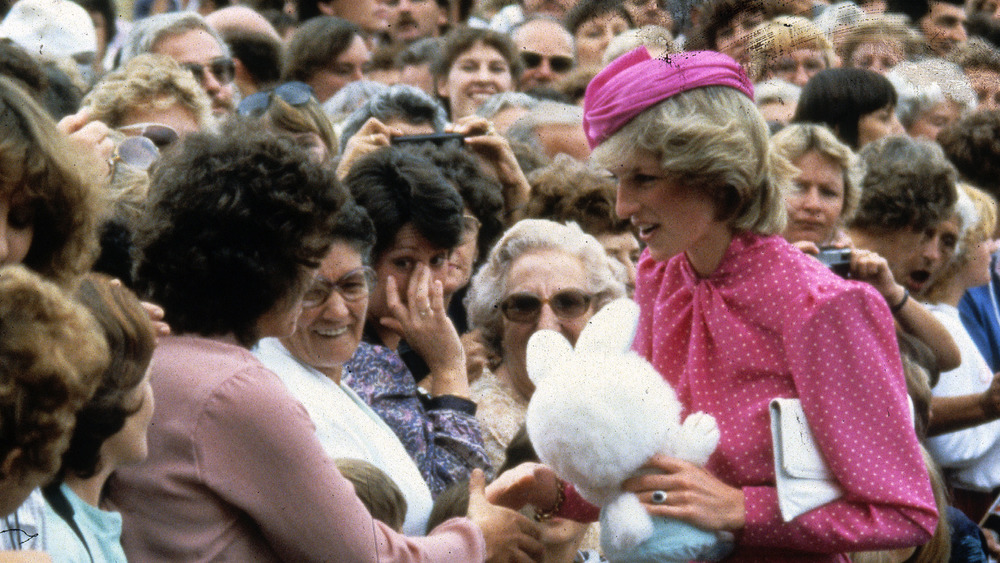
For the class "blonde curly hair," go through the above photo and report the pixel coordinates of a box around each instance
[82,54,213,130]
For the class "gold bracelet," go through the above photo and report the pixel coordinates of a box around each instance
[533,479,566,522]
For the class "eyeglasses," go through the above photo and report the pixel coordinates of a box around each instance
[237,81,316,118]
[499,289,593,324]
[300,267,377,309]
[110,136,161,171]
[181,57,236,86]
[117,122,179,149]
[520,51,574,73]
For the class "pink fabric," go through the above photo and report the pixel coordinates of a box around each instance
[106,335,485,562]
[582,47,754,149]
[632,233,938,561]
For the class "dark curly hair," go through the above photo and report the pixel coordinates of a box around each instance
[523,154,630,236]
[0,76,104,288]
[848,136,958,233]
[397,142,504,265]
[938,109,1000,198]
[133,121,345,347]
[60,273,156,479]
[343,146,464,261]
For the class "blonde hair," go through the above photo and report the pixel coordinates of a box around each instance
[769,123,862,224]
[334,458,407,532]
[839,14,927,65]
[590,86,793,235]
[82,54,213,130]
[0,265,108,487]
[923,183,998,303]
[745,16,836,83]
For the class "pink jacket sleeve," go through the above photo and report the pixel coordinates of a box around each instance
[740,285,938,551]
[195,365,485,562]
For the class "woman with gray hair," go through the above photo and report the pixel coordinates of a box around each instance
[887,58,978,142]
[465,218,626,469]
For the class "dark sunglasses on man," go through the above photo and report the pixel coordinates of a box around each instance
[500,289,593,324]
[520,51,574,73]
[237,82,315,118]
[182,57,236,86]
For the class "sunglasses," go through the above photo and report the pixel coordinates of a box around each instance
[301,267,377,309]
[520,51,574,73]
[117,122,179,149]
[237,81,315,118]
[110,136,161,171]
[500,289,593,324]
[182,57,236,86]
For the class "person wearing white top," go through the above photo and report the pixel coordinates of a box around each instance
[252,204,433,535]
[922,183,1000,522]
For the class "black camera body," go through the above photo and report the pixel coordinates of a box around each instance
[815,247,852,278]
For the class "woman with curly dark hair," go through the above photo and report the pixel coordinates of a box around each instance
[107,123,540,561]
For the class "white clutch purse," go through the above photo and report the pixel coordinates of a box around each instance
[769,398,843,521]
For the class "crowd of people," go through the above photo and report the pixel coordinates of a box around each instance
[0,0,999,560]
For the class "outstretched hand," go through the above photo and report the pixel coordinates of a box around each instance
[485,462,561,512]
[467,469,545,563]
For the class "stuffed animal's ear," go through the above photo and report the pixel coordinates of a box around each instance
[527,329,573,386]
[574,298,639,354]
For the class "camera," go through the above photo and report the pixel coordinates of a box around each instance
[815,247,852,278]
[390,133,467,145]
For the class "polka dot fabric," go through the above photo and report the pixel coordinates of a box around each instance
[632,232,938,561]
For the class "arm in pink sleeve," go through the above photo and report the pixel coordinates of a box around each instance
[741,286,938,551]
[196,366,485,562]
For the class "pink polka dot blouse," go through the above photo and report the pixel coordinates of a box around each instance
[632,232,939,561]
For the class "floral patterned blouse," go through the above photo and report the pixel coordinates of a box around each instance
[344,342,491,496]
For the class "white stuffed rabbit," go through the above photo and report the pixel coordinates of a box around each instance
[525,298,731,562]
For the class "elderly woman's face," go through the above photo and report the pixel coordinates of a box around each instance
[907,99,961,142]
[782,150,845,246]
[283,242,370,371]
[0,190,34,267]
[369,223,451,328]
[500,249,593,392]
[437,41,514,120]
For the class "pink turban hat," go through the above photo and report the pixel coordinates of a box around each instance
[582,47,754,149]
